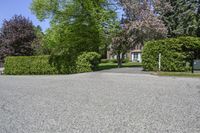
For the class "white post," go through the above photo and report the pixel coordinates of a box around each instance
[159,53,161,71]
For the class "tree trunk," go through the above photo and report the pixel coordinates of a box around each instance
[117,52,122,68]
[122,52,125,60]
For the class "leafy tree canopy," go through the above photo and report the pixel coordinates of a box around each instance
[31,0,117,71]
[155,0,200,37]
[118,0,167,45]
[0,15,36,62]
[119,0,200,37]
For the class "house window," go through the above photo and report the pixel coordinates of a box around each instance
[134,53,138,60]
[132,52,142,62]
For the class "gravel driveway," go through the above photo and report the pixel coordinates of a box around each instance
[0,72,200,133]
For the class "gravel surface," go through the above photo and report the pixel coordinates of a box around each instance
[0,72,200,133]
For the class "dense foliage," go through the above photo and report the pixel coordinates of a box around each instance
[118,0,167,45]
[76,52,101,72]
[4,56,58,75]
[119,0,200,37]
[31,25,48,55]
[142,36,200,72]
[4,52,100,75]
[31,0,116,70]
[156,0,200,37]
[0,15,36,63]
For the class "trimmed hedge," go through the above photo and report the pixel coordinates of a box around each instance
[142,36,200,72]
[4,56,58,75]
[4,52,101,75]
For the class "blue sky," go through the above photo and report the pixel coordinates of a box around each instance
[0,0,123,32]
[0,0,50,31]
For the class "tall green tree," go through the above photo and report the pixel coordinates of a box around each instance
[155,0,200,37]
[31,0,116,71]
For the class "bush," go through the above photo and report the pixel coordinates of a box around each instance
[123,58,130,63]
[109,59,117,63]
[4,56,58,75]
[76,52,101,72]
[142,36,200,72]
[4,52,101,75]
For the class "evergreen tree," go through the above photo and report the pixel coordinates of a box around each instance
[156,0,200,37]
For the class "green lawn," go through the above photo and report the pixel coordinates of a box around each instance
[97,62,142,71]
[97,62,200,78]
[152,72,200,78]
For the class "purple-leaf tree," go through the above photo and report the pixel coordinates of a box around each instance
[0,15,36,63]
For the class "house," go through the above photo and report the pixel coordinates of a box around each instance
[107,43,143,63]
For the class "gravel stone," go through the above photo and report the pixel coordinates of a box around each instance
[0,72,200,133]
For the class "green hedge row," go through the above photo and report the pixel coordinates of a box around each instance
[142,36,200,72]
[4,52,101,75]
[4,56,58,75]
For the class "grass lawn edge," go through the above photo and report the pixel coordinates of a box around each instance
[151,71,200,78]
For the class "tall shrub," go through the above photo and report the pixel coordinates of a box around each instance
[76,52,101,73]
[142,36,200,72]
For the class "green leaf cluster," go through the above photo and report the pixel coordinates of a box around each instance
[160,0,200,37]
[142,36,200,72]
[31,0,116,69]
[4,56,58,75]
[4,52,100,75]
[76,52,101,72]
